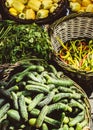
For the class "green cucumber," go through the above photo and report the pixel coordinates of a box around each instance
[0,114,7,123]
[0,103,10,119]
[38,90,56,107]
[27,72,42,83]
[63,124,69,130]
[28,93,44,112]
[76,119,88,130]
[76,123,82,130]
[69,99,84,110]
[29,118,36,126]
[48,103,72,114]
[27,80,49,90]
[30,108,40,116]
[53,93,81,102]
[69,111,85,127]
[47,78,73,86]
[11,92,18,110]
[60,112,65,128]
[25,97,32,104]
[58,86,73,93]
[7,85,19,92]
[30,108,60,127]
[63,116,69,124]
[42,123,48,130]
[7,109,20,121]
[53,93,71,102]
[15,65,44,82]
[26,84,49,93]
[36,105,49,128]
[44,116,60,127]
[69,127,74,130]
[19,95,28,121]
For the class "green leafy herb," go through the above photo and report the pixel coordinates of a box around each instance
[0,20,52,64]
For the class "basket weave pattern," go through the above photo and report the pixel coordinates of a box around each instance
[50,13,93,87]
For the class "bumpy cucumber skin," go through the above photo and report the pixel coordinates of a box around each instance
[19,95,28,121]
[28,93,44,112]
[0,103,10,119]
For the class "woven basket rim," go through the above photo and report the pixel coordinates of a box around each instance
[0,58,47,81]
[50,12,93,29]
[72,79,91,125]
[50,12,93,76]
[55,55,93,76]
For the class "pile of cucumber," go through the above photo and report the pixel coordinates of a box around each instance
[0,60,90,130]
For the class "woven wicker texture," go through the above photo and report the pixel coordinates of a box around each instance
[50,12,93,87]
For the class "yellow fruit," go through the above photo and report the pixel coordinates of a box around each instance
[12,1,25,13]
[78,6,86,12]
[82,0,92,7]
[27,0,41,11]
[70,2,81,12]
[9,7,18,16]
[25,9,36,20]
[86,4,93,12]
[37,9,49,19]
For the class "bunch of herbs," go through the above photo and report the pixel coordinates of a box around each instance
[0,20,52,64]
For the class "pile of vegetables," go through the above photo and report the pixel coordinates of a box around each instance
[5,0,61,20]
[69,0,93,12]
[57,37,93,71]
[0,59,90,130]
[0,20,52,64]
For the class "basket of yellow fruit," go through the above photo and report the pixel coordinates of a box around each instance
[50,12,93,88]
[0,0,68,24]
[69,0,93,12]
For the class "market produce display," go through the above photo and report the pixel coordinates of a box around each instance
[0,20,52,64]
[1,0,63,20]
[0,59,90,130]
[69,0,93,12]
[56,37,93,71]
[4,0,61,20]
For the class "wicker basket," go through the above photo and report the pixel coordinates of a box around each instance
[0,0,68,25]
[50,12,93,88]
[0,59,91,129]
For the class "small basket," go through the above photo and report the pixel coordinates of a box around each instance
[50,12,93,88]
